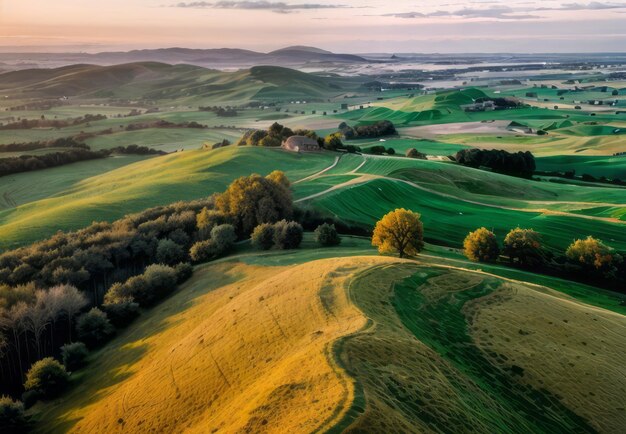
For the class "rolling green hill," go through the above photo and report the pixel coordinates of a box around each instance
[2,148,625,252]
[0,147,334,247]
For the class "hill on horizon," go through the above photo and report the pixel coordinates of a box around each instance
[0,46,370,71]
[0,62,368,102]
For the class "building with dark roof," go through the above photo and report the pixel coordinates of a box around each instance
[281,135,321,153]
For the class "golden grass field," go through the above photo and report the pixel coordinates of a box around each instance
[31,252,626,433]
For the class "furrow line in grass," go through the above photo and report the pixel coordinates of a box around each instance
[297,172,626,225]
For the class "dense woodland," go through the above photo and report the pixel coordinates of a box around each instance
[0,170,302,400]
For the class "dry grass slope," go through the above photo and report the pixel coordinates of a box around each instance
[33,257,390,433]
[32,255,626,433]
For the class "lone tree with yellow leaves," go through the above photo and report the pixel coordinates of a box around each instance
[464,228,499,262]
[372,209,424,258]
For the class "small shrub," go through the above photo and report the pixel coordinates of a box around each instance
[156,239,186,265]
[24,358,69,399]
[273,220,303,249]
[196,208,228,239]
[314,223,341,247]
[0,396,28,433]
[20,390,39,409]
[60,342,89,371]
[101,300,140,327]
[175,262,193,283]
[76,308,115,348]
[189,240,220,263]
[105,264,178,306]
[168,228,190,246]
[251,223,275,250]
[211,224,237,252]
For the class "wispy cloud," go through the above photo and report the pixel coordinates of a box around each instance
[381,1,626,21]
[383,6,540,20]
[172,1,349,13]
[542,1,626,11]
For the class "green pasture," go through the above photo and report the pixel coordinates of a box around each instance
[0,155,151,210]
[352,138,469,155]
[307,177,626,252]
[536,155,626,179]
[0,147,334,248]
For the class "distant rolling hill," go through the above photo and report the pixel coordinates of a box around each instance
[0,62,368,102]
[0,46,369,71]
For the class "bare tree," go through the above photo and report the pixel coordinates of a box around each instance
[43,285,69,350]
[2,302,29,376]
[55,285,88,342]
[0,330,8,379]
[23,291,51,359]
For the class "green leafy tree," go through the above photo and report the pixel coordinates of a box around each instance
[251,223,275,250]
[60,342,89,371]
[273,221,304,250]
[101,300,140,328]
[314,223,341,247]
[0,396,28,433]
[76,308,114,348]
[215,173,293,236]
[24,358,69,399]
[210,224,237,252]
[156,239,185,265]
[196,208,228,239]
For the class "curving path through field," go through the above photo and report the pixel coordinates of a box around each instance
[293,155,341,184]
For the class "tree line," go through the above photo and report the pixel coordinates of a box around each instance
[0,114,107,130]
[0,149,110,178]
[455,148,536,178]
[339,120,397,140]
[0,138,87,153]
[368,209,625,293]
[199,106,238,117]
[0,145,166,178]
[462,227,625,290]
